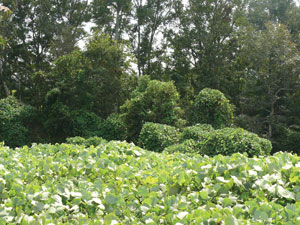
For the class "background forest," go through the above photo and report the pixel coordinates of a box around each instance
[1,0,300,153]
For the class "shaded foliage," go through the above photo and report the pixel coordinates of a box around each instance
[191,88,235,129]
[121,76,184,142]
[138,122,180,152]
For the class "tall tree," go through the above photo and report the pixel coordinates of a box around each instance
[165,0,246,97]
[0,5,11,97]
[129,0,174,77]
[237,22,300,139]
[91,0,131,41]
[44,33,132,118]
[0,0,89,102]
[246,0,295,30]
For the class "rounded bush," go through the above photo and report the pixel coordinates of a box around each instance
[71,110,103,138]
[180,124,214,142]
[0,96,33,147]
[138,122,180,152]
[192,88,234,129]
[99,113,127,141]
[121,78,184,142]
[198,128,272,157]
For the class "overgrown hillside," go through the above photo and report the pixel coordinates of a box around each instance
[1,141,300,224]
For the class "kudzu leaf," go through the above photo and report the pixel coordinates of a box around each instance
[200,190,209,200]
[223,197,232,207]
[105,194,119,205]
[145,176,158,185]
[176,212,189,220]
[225,215,238,225]
[277,185,295,200]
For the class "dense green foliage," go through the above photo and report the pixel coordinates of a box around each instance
[167,127,272,157]
[191,88,235,128]
[1,0,300,150]
[99,113,127,141]
[66,136,107,147]
[71,110,103,138]
[138,122,180,152]
[0,96,35,147]
[3,1,300,222]
[180,124,214,142]
[197,128,272,157]
[121,77,184,142]
[1,142,300,224]
[164,139,198,155]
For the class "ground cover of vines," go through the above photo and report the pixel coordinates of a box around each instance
[1,142,300,224]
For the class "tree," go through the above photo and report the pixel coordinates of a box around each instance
[121,76,184,142]
[165,0,246,96]
[129,0,174,77]
[237,22,300,139]
[0,96,35,147]
[246,0,295,30]
[41,33,133,118]
[0,0,89,102]
[91,0,131,41]
[191,88,235,129]
[0,5,12,97]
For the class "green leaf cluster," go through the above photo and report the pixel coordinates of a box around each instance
[0,96,35,147]
[121,77,184,142]
[165,125,272,157]
[180,124,214,142]
[138,122,180,152]
[0,142,299,224]
[66,136,107,147]
[99,113,127,141]
[192,88,235,129]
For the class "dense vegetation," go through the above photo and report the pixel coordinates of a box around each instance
[0,141,300,224]
[1,0,300,153]
[1,2,300,223]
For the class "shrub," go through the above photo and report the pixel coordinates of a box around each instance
[66,136,107,147]
[71,110,103,138]
[99,113,127,141]
[273,127,300,154]
[138,122,180,152]
[180,124,214,142]
[191,88,234,129]
[198,128,272,157]
[164,139,198,155]
[0,96,33,147]
[43,101,73,142]
[121,77,184,142]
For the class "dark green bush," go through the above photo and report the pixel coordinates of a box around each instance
[99,113,127,141]
[66,136,107,147]
[0,96,34,147]
[71,110,103,138]
[43,101,73,142]
[285,130,300,154]
[198,128,272,157]
[273,127,300,154]
[138,122,180,152]
[191,88,234,129]
[121,77,184,142]
[164,139,198,154]
[164,127,272,157]
[180,124,214,142]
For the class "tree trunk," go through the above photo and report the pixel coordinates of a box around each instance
[114,7,122,41]
[0,59,9,97]
[268,96,276,139]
